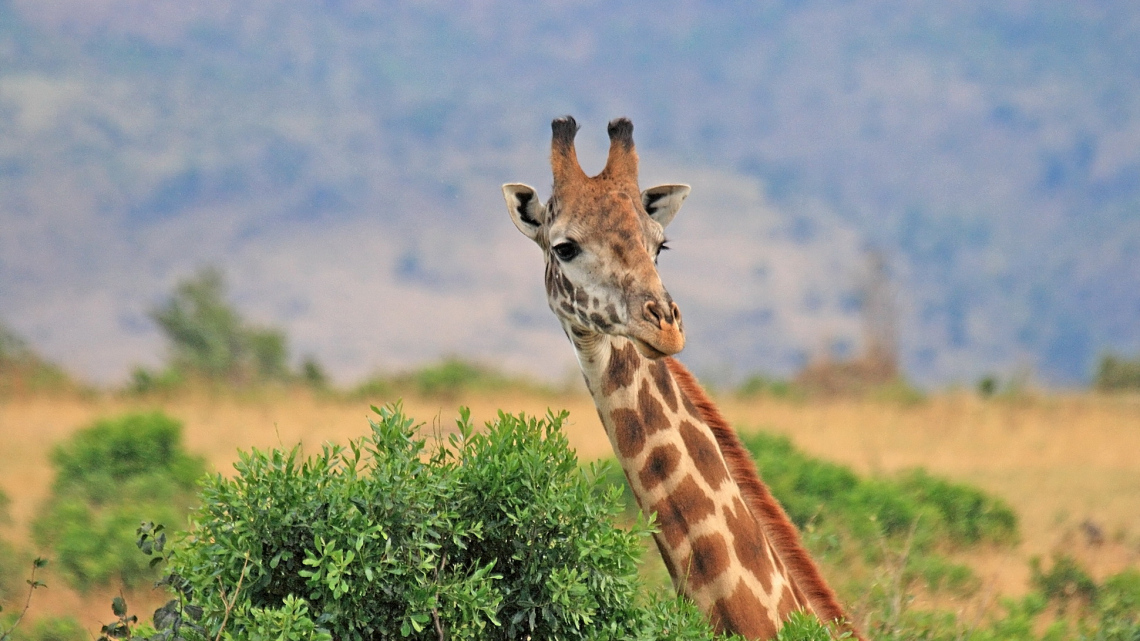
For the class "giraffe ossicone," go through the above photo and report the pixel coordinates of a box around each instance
[502,116,860,640]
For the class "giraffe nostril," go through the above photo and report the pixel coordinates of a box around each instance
[645,300,681,328]
[644,300,663,325]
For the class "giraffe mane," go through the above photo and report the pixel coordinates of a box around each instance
[664,357,858,635]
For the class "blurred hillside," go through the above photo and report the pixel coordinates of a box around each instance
[1,0,1138,385]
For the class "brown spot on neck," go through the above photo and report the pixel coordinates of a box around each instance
[679,421,729,490]
[610,408,647,459]
[724,497,776,594]
[651,358,678,412]
[711,579,779,639]
[686,533,731,592]
[652,475,717,548]
[637,379,669,434]
[602,341,639,396]
[638,444,682,491]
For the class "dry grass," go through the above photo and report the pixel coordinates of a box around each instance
[1,388,1138,630]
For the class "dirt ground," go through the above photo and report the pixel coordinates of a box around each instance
[1,389,1138,630]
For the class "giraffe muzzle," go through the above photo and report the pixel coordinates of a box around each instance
[631,299,685,358]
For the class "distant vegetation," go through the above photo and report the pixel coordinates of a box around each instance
[131,268,300,392]
[352,357,556,400]
[128,269,555,400]
[1094,353,1140,392]
[31,412,205,591]
[0,324,73,397]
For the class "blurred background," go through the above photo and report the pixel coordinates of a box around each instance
[3,3,1140,638]
[3,0,1139,390]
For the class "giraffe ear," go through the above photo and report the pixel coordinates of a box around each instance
[502,183,547,241]
[642,184,691,228]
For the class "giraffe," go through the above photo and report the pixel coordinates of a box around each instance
[501,116,858,640]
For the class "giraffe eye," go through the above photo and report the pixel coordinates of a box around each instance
[553,241,581,262]
[655,242,670,261]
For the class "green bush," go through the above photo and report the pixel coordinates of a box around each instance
[775,612,852,641]
[1095,354,1140,391]
[1098,569,1140,627]
[161,404,726,641]
[32,412,205,590]
[738,431,1016,549]
[1031,554,1099,609]
[1028,557,1140,640]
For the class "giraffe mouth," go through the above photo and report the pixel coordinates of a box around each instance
[629,325,684,359]
[631,336,670,359]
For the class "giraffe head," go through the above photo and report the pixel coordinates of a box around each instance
[502,116,691,358]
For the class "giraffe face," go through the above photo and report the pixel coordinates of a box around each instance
[502,117,691,358]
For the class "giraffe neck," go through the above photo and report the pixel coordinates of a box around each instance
[570,331,810,638]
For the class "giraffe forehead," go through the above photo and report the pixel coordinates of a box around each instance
[552,188,640,228]
[548,191,663,256]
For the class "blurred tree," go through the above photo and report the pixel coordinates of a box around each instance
[150,268,290,384]
[299,355,328,389]
[1094,353,1140,391]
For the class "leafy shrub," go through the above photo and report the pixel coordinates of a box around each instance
[893,469,1018,546]
[1027,556,1140,639]
[32,412,205,590]
[162,404,725,641]
[738,431,1017,548]
[1098,569,1140,627]
[775,612,852,641]
[1095,354,1140,391]
[1031,554,1098,609]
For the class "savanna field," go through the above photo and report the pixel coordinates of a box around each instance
[1,378,1138,639]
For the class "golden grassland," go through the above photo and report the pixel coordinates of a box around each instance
[1,387,1138,630]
